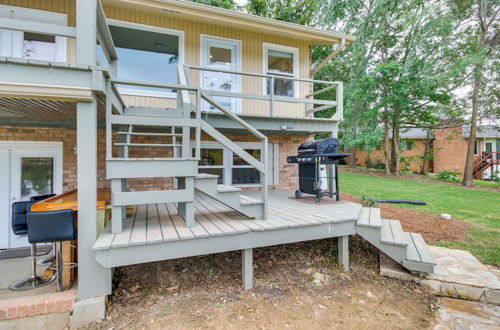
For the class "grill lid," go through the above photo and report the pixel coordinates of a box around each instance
[298,138,339,155]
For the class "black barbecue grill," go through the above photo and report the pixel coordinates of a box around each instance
[287,138,350,203]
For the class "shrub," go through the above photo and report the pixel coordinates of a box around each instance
[360,195,377,207]
[437,170,461,182]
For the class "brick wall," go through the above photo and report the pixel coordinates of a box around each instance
[0,126,309,191]
[355,139,430,173]
[433,127,468,175]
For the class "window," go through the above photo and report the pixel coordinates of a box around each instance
[108,21,182,97]
[486,142,493,153]
[23,33,56,60]
[0,5,67,62]
[474,141,478,155]
[198,148,224,184]
[232,149,261,185]
[201,35,242,113]
[400,140,415,151]
[193,143,279,187]
[263,43,298,97]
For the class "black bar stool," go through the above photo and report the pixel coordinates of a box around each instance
[30,194,56,265]
[9,201,55,291]
[27,209,77,292]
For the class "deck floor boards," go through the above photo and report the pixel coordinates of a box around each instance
[94,190,362,251]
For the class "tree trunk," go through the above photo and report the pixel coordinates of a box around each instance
[349,147,357,168]
[393,126,401,176]
[463,63,482,186]
[383,109,391,175]
[420,129,431,175]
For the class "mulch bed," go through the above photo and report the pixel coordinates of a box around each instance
[341,193,470,244]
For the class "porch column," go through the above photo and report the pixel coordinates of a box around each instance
[338,235,349,271]
[77,98,112,299]
[242,248,253,290]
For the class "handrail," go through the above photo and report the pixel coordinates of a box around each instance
[201,92,266,140]
[186,64,341,85]
[186,64,342,120]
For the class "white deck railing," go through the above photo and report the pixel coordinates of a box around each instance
[184,64,343,121]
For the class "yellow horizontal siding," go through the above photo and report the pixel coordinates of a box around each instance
[104,4,310,117]
[1,1,313,117]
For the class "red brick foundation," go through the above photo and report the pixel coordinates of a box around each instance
[0,290,76,320]
[0,125,310,191]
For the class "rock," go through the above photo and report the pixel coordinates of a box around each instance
[441,282,457,297]
[453,283,484,301]
[367,291,373,298]
[485,289,500,305]
[440,214,452,220]
[421,280,442,295]
[312,272,327,286]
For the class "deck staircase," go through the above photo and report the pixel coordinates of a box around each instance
[105,68,268,234]
[355,207,436,274]
[194,174,264,218]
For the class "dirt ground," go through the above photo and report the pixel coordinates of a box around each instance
[90,237,437,330]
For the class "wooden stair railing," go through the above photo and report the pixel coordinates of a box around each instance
[473,152,500,178]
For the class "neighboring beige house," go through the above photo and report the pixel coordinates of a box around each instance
[356,125,500,179]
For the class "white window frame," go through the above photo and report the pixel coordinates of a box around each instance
[200,34,243,113]
[192,141,279,187]
[0,5,67,62]
[262,42,299,98]
[107,19,185,99]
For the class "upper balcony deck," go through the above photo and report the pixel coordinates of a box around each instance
[0,0,345,135]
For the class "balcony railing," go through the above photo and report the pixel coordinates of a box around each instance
[184,64,343,121]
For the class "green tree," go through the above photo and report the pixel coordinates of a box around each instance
[189,0,237,10]
[456,0,500,186]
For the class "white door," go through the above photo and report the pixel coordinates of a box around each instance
[0,142,63,249]
[201,36,242,113]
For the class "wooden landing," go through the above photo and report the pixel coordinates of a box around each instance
[93,190,361,268]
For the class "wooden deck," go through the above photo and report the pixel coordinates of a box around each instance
[93,190,362,268]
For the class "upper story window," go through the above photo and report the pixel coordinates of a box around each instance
[107,21,183,97]
[263,43,298,97]
[0,5,67,62]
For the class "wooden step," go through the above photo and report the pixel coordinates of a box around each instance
[380,219,408,246]
[357,207,382,228]
[217,184,241,193]
[240,195,264,205]
[408,233,436,265]
[357,207,370,226]
[389,220,408,246]
[195,173,219,180]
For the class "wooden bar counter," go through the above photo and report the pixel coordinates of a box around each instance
[31,188,110,290]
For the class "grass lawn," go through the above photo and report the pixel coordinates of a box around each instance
[339,171,500,265]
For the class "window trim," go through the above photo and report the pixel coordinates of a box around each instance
[107,19,185,99]
[262,42,299,98]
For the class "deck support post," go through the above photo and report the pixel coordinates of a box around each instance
[77,98,112,300]
[338,235,349,271]
[242,248,253,290]
[177,177,194,227]
[75,0,111,303]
